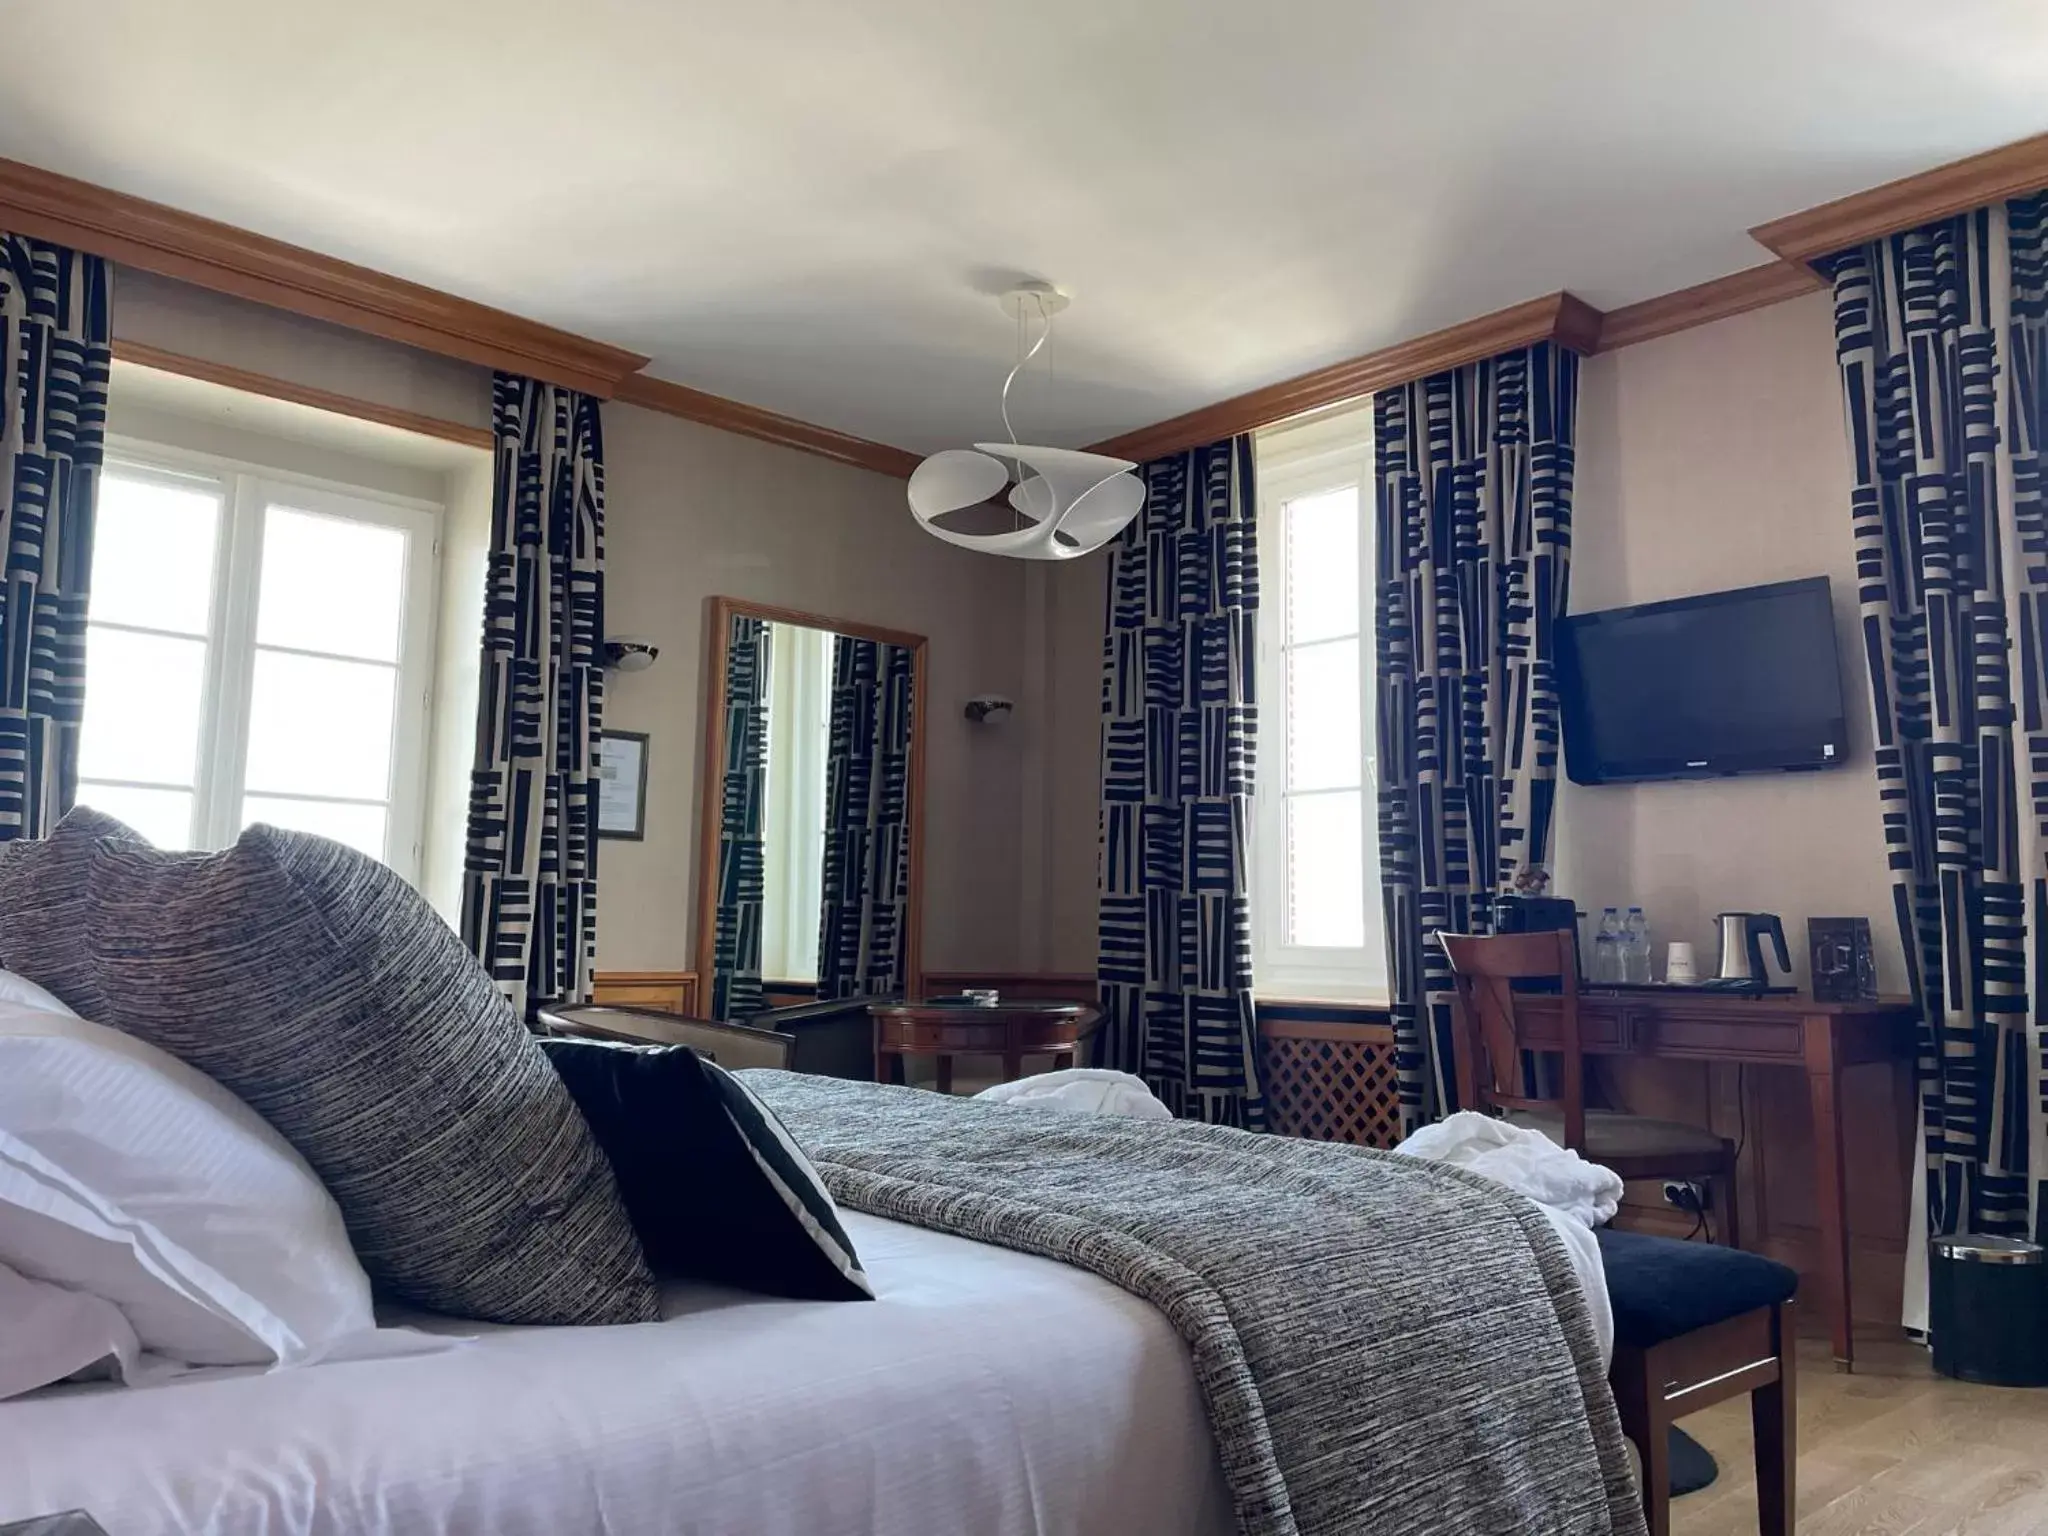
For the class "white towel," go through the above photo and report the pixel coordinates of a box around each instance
[1393,1111,1623,1228]
[975,1069,1173,1121]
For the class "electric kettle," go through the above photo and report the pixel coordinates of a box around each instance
[1716,912,1791,986]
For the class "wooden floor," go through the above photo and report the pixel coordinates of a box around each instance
[1672,1335,2048,1535]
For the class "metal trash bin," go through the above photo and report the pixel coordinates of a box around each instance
[1930,1234,2048,1387]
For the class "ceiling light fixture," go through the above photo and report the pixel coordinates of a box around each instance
[907,283,1143,561]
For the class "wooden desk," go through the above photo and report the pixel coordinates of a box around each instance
[871,998,1102,1092]
[1515,989,1917,1372]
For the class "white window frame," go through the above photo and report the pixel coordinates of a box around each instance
[1252,408,1385,1001]
[86,437,443,882]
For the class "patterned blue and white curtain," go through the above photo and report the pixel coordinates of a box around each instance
[815,635,914,1000]
[711,615,772,1019]
[461,374,607,1021]
[1097,436,1263,1128]
[0,238,110,843]
[1826,193,2048,1241]
[1375,343,1578,1136]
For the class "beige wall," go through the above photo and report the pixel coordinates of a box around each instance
[1034,555,1109,973]
[1555,291,1901,991]
[114,269,491,430]
[96,270,1896,999]
[595,401,1029,975]
[106,273,1040,982]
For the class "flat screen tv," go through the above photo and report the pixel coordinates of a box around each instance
[1557,576,1848,785]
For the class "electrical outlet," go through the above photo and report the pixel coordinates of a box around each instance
[1662,1180,1709,1213]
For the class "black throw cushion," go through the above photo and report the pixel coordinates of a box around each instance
[542,1040,872,1302]
[1596,1228,1798,1348]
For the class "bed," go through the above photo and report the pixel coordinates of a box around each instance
[1,1076,1636,1536]
[1,1213,1237,1535]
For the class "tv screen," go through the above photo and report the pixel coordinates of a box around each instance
[1557,577,1849,784]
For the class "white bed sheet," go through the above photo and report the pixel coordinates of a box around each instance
[0,1213,1237,1536]
[1534,1204,1614,1370]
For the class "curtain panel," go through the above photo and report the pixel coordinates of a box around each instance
[1096,436,1263,1129]
[711,615,772,1020]
[815,635,914,999]
[461,373,607,1021]
[1827,193,2048,1241]
[0,238,110,843]
[1374,342,1579,1136]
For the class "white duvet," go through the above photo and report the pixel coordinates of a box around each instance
[0,1213,1235,1536]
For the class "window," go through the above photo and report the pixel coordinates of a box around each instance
[77,447,440,880]
[1252,405,1384,999]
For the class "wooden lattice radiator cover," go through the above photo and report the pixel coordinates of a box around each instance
[1258,1016,1401,1149]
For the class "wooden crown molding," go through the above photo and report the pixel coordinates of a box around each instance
[16,130,2048,479]
[112,340,495,451]
[1089,292,1603,464]
[1593,261,1826,352]
[611,371,922,479]
[1751,130,2048,265]
[0,156,648,397]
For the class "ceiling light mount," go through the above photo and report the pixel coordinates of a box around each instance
[908,284,1141,562]
[998,282,1069,321]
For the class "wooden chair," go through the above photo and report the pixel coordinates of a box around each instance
[1438,929,1742,1248]
[743,996,889,1081]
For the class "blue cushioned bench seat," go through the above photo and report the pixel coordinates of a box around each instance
[1597,1227,1799,1347]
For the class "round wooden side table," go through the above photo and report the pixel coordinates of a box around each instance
[869,997,1102,1093]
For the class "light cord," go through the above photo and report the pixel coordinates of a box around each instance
[999,293,1051,451]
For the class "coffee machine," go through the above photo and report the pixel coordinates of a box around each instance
[1495,894,1581,988]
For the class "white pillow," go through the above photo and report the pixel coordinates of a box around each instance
[0,996,380,1367]
[0,967,72,1016]
[0,1254,140,1399]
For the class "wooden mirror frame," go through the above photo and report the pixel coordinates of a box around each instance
[694,596,930,1008]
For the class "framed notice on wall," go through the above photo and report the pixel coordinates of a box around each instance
[598,730,649,840]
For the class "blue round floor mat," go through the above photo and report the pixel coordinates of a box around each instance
[1670,1426,1718,1497]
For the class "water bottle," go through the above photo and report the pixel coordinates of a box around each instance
[1623,906,1651,985]
[1593,907,1623,984]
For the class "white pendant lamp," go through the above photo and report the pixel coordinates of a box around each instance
[908,284,1143,561]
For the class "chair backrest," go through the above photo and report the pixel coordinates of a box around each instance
[1436,929,1585,1152]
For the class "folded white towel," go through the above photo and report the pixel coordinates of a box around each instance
[975,1069,1173,1121]
[1394,1111,1623,1229]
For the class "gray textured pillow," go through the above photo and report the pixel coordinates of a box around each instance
[0,805,147,1015]
[85,824,660,1327]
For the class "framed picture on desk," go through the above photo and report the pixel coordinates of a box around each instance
[598,730,649,840]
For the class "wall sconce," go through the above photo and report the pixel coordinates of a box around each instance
[964,696,1014,724]
[603,639,660,674]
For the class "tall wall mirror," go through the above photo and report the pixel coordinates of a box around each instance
[696,598,927,1021]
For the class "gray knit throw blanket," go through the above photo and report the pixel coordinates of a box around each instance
[743,1073,1647,1536]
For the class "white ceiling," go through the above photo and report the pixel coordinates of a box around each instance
[7,1,2048,455]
